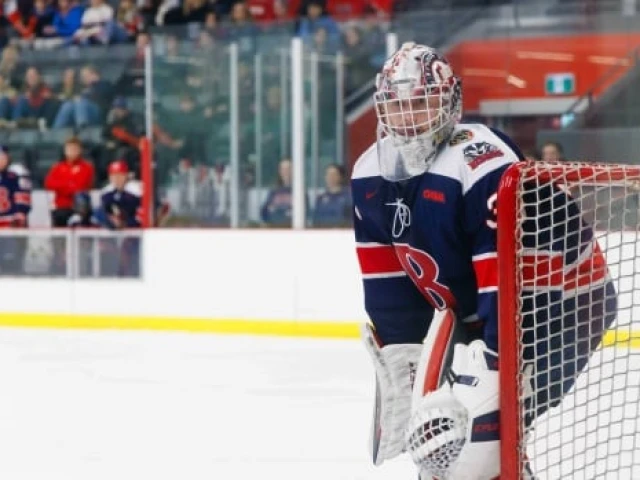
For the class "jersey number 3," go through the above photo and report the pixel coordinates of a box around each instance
[395,244,456,310]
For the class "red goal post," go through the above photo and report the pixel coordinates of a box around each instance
[497,161,640,479]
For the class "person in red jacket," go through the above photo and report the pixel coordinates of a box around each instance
[44,136,95,227]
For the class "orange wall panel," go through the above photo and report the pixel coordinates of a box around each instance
[447,34,640,112]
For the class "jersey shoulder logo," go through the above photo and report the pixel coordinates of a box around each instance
[463,142,504,170]
[448,129,474,146]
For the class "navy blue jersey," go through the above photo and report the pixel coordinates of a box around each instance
[352,123,617,415]
[0,167,31,226]
[100,180,142,229]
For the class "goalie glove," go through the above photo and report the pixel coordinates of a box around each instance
[361,323,422,466]
[405,340,500,480]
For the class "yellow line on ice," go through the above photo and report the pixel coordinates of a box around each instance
[0,313,360,339]
[0,313,637,348]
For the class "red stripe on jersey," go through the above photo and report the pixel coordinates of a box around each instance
[356,244,403,276]
[521,252,565,288]
[564,242,608,290]
[472,254,498,290]
[522,243,608,291]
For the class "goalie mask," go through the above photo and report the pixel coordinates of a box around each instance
[374,43,462,181]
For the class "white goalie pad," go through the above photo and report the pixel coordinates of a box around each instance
[406,340,501,480]
[361,323,422,466]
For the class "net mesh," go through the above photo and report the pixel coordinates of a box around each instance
[510,162,640,479]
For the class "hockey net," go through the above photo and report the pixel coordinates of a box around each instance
[497,162,640,479]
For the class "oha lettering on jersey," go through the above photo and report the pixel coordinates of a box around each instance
[394,244,456,310]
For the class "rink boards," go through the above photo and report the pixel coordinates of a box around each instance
[0,229,636,347]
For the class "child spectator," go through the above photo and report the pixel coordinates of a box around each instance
[13,67,55,128]
[260,157,293,227]
[44,137,95,227]
[99,160,142,230]
[98,160,142,277]
[43,0,84,40]
[312,163,351,227]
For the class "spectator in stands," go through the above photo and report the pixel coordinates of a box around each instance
[203,11,222,36]
[0,75,18,125]
[260,85,286,183]
[227,1,258,54]
[0,46,23,90]
[44,137,95,227]
[312,163,351,227]
[53,65,113,129]
[56,68,78,103]
[7,0,38,40]
[297,0,339,47]
[117,0,140,39]
[342,25,378,94]
[102,96,142,175]
[541,141,564,162]
[99,160,142,230]
[138,0,163,29]
[43,0,84,40]
[73,0,122,45]
[13,67,56,129]
[260,157,293,227]
[96,160,142,277]
[34,0,56,37]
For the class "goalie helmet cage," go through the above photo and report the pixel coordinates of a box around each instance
[497,161,640,479]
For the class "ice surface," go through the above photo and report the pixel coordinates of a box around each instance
[0,328,636,480]
[0,330,415,480]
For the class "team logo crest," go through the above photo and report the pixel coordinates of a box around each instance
[463,142,504,170]
[448,129,474,146]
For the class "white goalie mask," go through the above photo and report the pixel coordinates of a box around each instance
[374,42,462,182]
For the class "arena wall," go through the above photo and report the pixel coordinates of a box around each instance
[0,230,636,347]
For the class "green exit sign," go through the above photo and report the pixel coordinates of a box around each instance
[545,73,575,95]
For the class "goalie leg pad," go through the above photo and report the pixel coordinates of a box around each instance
[406,340,501,480]
[361,323,422,466]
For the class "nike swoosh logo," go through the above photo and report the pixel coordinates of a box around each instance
[365,191,377,199]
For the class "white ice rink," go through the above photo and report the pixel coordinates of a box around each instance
[0,328,637,480]
[0,329,416,480]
